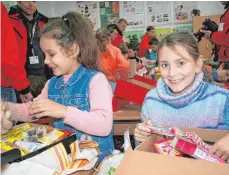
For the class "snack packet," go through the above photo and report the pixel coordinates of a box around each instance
[153,138,182,157]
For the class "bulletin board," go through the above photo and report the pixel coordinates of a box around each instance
[120,1,146,29]
[76,1,100,30]
[173,1,197,24]
[147,1,172,26]
[100,1,120,28]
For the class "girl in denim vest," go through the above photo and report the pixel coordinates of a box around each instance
[5,12,114,161]
[134,31,229,162]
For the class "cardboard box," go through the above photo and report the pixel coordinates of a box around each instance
[115,128,229,175]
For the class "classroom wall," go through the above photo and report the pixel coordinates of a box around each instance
[37,1,224,32]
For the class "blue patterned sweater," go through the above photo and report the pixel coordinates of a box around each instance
[142,72,229,130]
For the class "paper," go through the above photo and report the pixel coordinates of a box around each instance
[2,160,58,175]
[174,24,193,32]
[121,1,145,29]
[76,2,99,30]
[173,1,197,24]
[147,1,172,26]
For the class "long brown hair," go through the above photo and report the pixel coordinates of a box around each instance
[95,28,111,52]
[41,12,99,70]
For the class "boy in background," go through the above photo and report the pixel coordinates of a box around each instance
[144,38,159,73]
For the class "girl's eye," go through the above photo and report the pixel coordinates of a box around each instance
[160,63,168,68]
[49,53,55,57]
[177,61,185,66]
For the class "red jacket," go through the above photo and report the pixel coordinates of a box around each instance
[112,32,125,47]
[139,33,151,58]
[1,3,30,93]
[211,8,229,62]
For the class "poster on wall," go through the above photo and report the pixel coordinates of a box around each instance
[174,24,193,32]
[100,2,120,28]
[173,1,197,24]
[147,1,172,27]
[124,30,145,43]
[155,28,172,40]
[122,1,145,29]
[76,2,99,30]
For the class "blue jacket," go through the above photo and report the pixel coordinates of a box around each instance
[48,65,114,161]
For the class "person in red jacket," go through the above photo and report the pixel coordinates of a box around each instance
[1,3,33,103]
[201,1,229,62]
[111,18,127,47]
[138,26,157,58]
[8,2,51,98]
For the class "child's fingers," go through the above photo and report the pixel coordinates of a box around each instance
[35,111,48,118]
[137,122,151,133]
[221,153,229,161]
[209,143,218,154]
[215,149,224,158]
[134,133,149,142]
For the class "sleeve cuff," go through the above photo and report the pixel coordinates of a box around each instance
[18,86,30,95]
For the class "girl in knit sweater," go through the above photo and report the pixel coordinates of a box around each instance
[134,31,229,162]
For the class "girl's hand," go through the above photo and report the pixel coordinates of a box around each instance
[210,134,229,163]
[29,99,67,119]
[1,99,13,134]
[134,120,152,143]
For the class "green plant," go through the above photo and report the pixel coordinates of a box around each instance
[191,8,201,16]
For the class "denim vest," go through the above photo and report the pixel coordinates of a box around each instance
[48,65,114,161]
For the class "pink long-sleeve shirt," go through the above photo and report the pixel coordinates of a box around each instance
[8,73,113,136]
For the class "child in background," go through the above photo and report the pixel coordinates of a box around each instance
[117,43,128,59]
[127,42,147,76]
[134,31,229,162]
[106,24,118,46]
[203,62,229,87]
[144,38,159,74]
[145,38,159,61]
[96,28,129,93]
[211,62,229,83]
[138,26,157,57]
[5,12,114,162]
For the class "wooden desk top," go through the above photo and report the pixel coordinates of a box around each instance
[113,104,141,121]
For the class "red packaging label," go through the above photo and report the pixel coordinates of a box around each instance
[153,138,183,157]
[171,137,226,163]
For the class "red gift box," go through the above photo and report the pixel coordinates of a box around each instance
[112,77,156,111]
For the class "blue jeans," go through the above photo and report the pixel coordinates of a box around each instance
[1,87,17,103]
[109,81,116,94]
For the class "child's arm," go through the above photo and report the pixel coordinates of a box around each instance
[210,95,229,162]
[63,73,113,137]
[134,96,152,144]
[7,81,49,122]
[116,49,130,72]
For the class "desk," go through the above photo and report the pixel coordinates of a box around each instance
[113,104,141,135]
